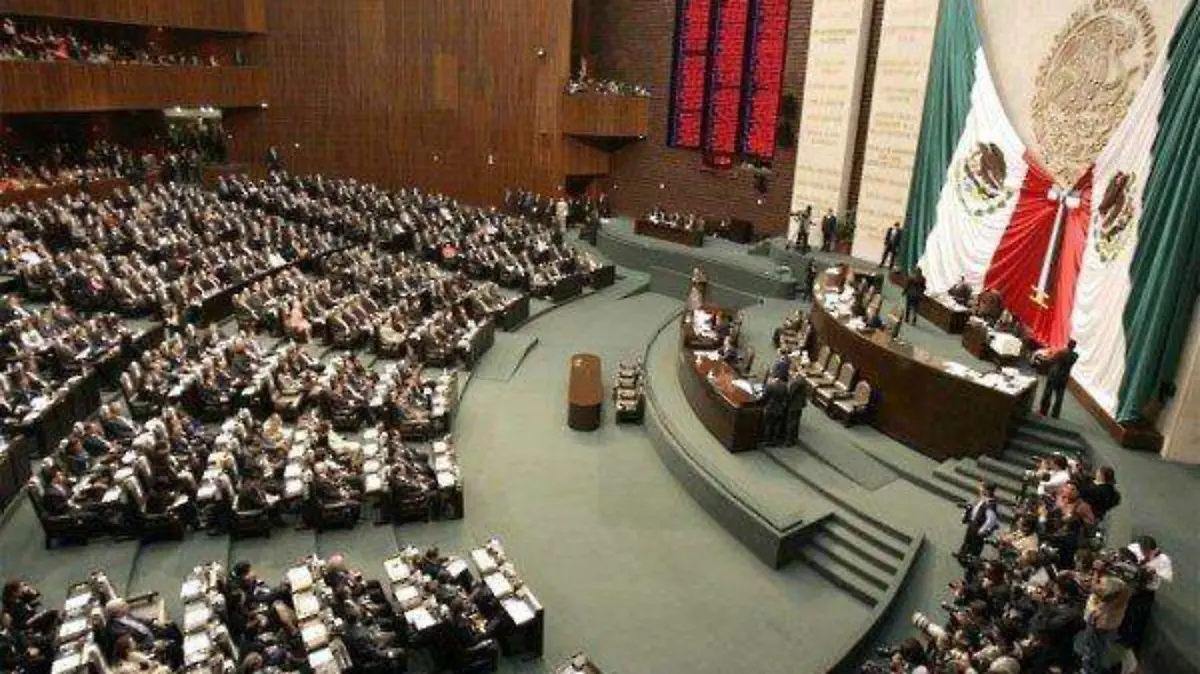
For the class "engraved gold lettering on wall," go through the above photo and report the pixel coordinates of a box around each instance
[790,0,873,218]
[852,0,939,262]
[1032,0,1157,183]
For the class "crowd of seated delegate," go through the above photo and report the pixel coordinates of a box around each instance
[0,142,139,194]
[2,181,342,322]
[0,16,233,67]
[862,449,1172,674]
[234,248,500,365]
[32,344,463,544]
[1,541,541,674]
[0,299,136,424]
[564,76,650,97]
[221,173,609,300]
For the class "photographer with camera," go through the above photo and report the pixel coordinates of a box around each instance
[1118,535,1173,665]
[1075,559,1133,674]
[956,482,1000,566]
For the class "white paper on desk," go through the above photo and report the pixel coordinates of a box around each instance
[405,606,437,631]
[294,591,321,620]
[63,593,92,615]
[433,456,454,472]
[51,652,83,674]
[184,603,212,632]
[445,558,468,578]
[471,549,497,574]
[58,616,88,641]
[183,632,212,663]
[301,620,329,649]
[384,557,412,583]
[364,474,383,494]
[502,597,536,625]
[437,471,457,489]
[392,584,421,608]
[287,566,314,591]
[485,573,514,598]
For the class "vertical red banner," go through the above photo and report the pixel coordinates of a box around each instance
[740,0,791,159]
[703,0,751,164]
[668,0,715,148]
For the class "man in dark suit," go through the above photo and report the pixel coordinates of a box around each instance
[1039,339,1078,418]
[903,267,927,325]
[784,375,808,446]
[40,470,73,516]
[880,222,901,268]
[768,351,790,383]
[821,209,837,252]
[761,377,789,446]
[957,482,999,563]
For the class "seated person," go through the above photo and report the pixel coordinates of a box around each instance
[971,287,1004,322]
[948,276,973,306]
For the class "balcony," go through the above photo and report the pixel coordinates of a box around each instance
[0,62,268,113]
[0,0,267,33]
[561,93,650,139]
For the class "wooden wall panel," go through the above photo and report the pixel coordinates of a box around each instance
[562,94,650,137]
[251,0,572,207]
[564,138,611,176]
[0,0,267,33]
[0,63,268,113]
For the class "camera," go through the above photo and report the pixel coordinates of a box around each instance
[912,612,948,641]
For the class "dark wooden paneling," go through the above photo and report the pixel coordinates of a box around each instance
[562,94,649,137]
[564,138,611,176]
[588,0,814,236]
[0,62,268,113]
[254,0,572,207]
[0,0,267,33]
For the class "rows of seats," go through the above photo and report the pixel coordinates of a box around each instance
[612,361,645,424]
[2,543,543,674]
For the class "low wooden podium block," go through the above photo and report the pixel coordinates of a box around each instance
[568,354,603,431]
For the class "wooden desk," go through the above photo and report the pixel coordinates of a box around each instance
[709,218,754,244]
[567,354,604,431]
[677,345,764,453]
[919,296,970,334]
[810,300,1033,460]
[551,273,585,303]
[634,219,705,247]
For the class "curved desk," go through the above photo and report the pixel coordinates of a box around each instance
[810,300,1033,460]
[677,347,763,453]
[567,354,604,431]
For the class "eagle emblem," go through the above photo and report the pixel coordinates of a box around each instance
[955,142,1015,217]
[1092,171,1136,263]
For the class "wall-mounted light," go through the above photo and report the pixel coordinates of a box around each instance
[534,46,547,58]
[260,102,269,109]
[293,143,300,149]
[756,198,764,206]
[659,183,666,190]
[487,154,496,166]
[433,154,441,163]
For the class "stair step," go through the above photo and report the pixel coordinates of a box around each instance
[825,513,907,562]
[934,466,1018,508]
[821,519,902,575]
[809,532,892,590]
[1018,415,1088,441]
[799,544,881,607]
[995,447,1040,470]
[1006,437,1068,461]
[977,455,1030,483]
[952,461,1023,498]
[1011,430,1086,455]
[931,468,1015,523]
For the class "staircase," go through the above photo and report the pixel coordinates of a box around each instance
[797,511,911,608]
[927,416,1091,522]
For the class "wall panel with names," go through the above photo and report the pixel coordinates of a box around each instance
[851,0,938,263]
[789,0,872,218]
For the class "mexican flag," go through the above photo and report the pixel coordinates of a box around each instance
[901,0,1200,424]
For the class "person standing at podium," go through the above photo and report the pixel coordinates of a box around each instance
[784,373,808,447]
[1038,339,1078,419]
[762,376,789,446]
